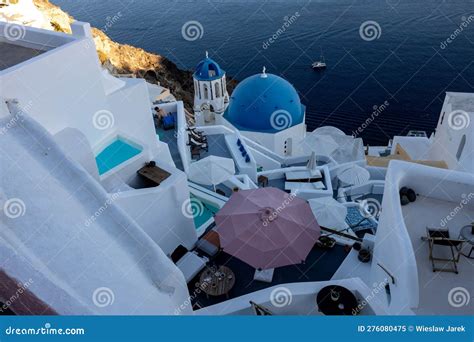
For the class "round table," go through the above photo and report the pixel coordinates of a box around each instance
[199,265,235,298]
[459,225,474,259]
[316,285,359,315]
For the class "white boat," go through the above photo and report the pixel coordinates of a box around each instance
[312,60,327,70]
[312,49,327,69]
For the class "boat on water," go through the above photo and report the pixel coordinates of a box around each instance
[312,49,327,70]
[312,60,327,70]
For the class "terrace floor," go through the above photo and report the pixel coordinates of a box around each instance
[156,122,232,170]
[402,195,474,315]
[190,245,350,309]
[0,42,46,71]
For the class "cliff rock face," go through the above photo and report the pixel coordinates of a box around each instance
[2,0,237,110]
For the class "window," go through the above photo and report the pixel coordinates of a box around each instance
[203,85,209,100]
[456,134,466,161]
[215,82,221,98]
[208,64,218,78]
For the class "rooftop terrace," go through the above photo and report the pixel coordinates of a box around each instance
[190,245,349,309]
[403,195,474,315]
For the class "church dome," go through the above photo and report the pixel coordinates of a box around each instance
[194,55,225,81]
[224,71,304,133]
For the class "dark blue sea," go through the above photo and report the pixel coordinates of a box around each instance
[53,0,474,145]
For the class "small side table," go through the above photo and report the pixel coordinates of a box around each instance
[459,225,474,259]
[199,266,235,298]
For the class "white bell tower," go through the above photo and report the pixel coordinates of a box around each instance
[193,52,229,124]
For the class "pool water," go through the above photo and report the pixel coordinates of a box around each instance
[96,138,142,175]
[190,195,220,229]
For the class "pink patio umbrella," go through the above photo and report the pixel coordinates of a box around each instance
[214,188,321,269]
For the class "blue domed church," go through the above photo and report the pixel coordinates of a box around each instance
[193,52,229,123]
[193,55,306,156]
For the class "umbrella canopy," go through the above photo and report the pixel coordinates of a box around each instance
[337,164,370,187]
[300,131,339,156]
[308,197,348,230]
[215,188,320,269]
[188,156,235,189]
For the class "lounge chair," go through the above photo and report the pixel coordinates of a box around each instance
[196,230,221,258]
[285,170,322,182]
[196,239,219,258]
[171,245,209,283]
[189,129,207,143]
[423,227,464,274]
[284,181,326,192]
[191,146,201,160]
[188,138,208,152]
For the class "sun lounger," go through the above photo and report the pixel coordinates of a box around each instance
[188,138,208,152]
[189,129,207,143]
[175,251,209,283]
[196,239,219,257]
[285,170,322,181]
[191,146,201,160]
[285,181,325,192]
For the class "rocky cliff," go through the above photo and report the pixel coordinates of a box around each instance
[1,0,236,111]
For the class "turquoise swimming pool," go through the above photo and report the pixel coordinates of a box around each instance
[190,194,220,229]
[96,137,142,175]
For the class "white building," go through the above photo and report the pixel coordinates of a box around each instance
[0,21,197,314]
[387,92,473,174]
